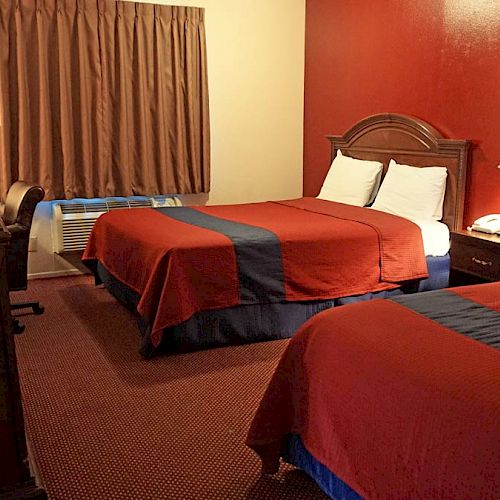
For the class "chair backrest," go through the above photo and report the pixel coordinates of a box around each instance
[3,181,45,229]
[3,181,45,292]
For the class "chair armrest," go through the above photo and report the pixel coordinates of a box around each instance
[0,217,9,245]
[4,223,27,240]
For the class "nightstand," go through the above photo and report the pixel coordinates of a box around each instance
[450,229,500,285]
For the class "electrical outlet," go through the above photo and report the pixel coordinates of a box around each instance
[29,236,37,252]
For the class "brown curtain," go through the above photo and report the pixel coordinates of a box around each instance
[0,0,210,200]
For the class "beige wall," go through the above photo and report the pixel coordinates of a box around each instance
[153,0,306,205]
[28,0,306,277]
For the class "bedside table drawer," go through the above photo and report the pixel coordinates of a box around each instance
[452,241,500,281]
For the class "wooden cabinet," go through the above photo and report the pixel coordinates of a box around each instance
[0,223,46,499]
[450,229,500,285]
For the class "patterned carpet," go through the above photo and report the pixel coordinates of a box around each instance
[12,276,328,499]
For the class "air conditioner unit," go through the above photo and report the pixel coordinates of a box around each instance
[52,195,182,254]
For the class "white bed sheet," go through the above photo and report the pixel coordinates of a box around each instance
[412,219,450,257]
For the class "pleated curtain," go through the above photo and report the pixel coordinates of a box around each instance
[0,0,210,200]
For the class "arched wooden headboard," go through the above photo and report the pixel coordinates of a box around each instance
[326,113,471,231]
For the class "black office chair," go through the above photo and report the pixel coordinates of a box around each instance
[1,181,45,333]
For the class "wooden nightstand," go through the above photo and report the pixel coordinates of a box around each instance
[450,229,500,285]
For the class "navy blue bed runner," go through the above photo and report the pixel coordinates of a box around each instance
[156,207,286,303]
[390,289,500,349]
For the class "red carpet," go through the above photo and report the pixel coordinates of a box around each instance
[13,276,328,499]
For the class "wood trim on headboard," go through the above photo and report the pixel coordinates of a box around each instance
[326,113,471,232]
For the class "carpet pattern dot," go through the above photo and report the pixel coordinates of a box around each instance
[13,276,329,499]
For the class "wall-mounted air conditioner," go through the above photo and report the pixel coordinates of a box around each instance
[52,195,181,254]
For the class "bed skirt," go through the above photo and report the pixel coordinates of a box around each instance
[96,254,449,356]
[282,434,361,499]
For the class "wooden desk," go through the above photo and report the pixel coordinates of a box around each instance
[0,219,46,498]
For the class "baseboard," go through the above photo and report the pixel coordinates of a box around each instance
[27,269,88,280]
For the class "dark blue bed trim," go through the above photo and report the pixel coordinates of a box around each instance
[282,434,362,499]
[96,254,450,356]
[96,261,336,355]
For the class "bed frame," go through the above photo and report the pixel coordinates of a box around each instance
[327,113,471,231]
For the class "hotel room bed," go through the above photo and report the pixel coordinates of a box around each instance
[82,113,470,356]
[246,281,500,499]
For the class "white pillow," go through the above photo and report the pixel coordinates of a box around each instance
[371,159,447,221]
[317,150,383,207]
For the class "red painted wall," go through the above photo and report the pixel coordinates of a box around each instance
[304,0,500,225]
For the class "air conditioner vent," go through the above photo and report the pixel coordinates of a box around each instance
[60,203,89,215]
[52,195,181,253]
[84,202,112,213]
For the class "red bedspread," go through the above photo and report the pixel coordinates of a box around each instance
[246,282,500,498]
[82,197,427,347]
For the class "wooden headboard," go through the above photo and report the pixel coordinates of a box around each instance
[326,113,471,231]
